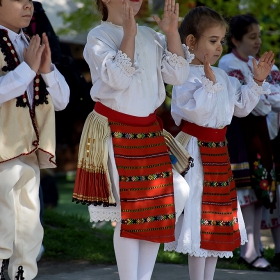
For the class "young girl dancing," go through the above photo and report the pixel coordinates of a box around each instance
[219,14,280,270]
[73,1,192,279]
[165,6,275,280]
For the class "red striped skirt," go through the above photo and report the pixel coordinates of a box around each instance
[96,103,176,243]
[183,121,241,251]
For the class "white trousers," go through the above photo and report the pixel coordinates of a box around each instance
[0,153,43,280]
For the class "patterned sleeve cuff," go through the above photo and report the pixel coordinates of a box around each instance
[248,76,271,95]
[164,49,188,68]
[182,45,195,63]
[114,50,136,77]
[201,76,223,94]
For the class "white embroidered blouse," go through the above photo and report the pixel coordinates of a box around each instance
[84,21,191,117]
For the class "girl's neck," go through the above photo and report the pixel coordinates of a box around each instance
[106,14,123,27]
[232,49,249,63]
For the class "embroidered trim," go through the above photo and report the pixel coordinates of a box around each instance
[114,50,135,77]
[198,140,227,148]
[228,69,247,85]
[183,44,195,63]
[119,171,172,182]
[122,213,175,225]
[112,131,162,139]
[201,217,238,227]
[164,49,188,68]
[201,76,223,94]
[204,176,234,187]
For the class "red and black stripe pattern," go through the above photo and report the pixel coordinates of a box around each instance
[182,121,241,251]
[95,102,176,243]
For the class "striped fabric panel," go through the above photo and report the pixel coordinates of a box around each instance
[198,140,241,251]
[109,120,176,243]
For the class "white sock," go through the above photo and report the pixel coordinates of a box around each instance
[271,225,280,253]
[113,222,160,280]
[240,204,269,267]
[204,257,218,280]
[188,255,206,280]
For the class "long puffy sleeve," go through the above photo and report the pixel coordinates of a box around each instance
[171,67,268,128]
[153,32,191,86]
[84,33,138,91]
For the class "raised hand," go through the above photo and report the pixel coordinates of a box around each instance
[204,54,216,83]
[253,51,275,84]
[122,0,137,39]
[153,0,179,35]
[23,35,45,73]
[39,33,52,74]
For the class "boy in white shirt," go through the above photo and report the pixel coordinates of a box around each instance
[0,1,70,279]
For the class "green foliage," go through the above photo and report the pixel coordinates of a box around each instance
[58,0,280,63]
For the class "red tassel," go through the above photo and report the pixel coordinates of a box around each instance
[73,168,116,207]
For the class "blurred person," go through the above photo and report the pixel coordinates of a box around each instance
[219,14,280,271]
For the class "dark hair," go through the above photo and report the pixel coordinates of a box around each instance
[227,14,259,53]
[178,6,227,44]
[96,0,108,21]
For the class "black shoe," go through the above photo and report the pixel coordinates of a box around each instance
[15,266,24,280]
[271,252,280,268]
[0,260,5,280]
[238,256,272,271]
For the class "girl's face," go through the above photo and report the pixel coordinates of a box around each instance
[233,24,261,58]
[106,0,143,18]
[190,25,226,65]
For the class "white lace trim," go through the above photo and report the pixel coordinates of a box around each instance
[248,75,271,95]
[114,50,136,77]
[201,76,224,94]
[164,242,234,258]
[89,206,121,223]
[182,45,195,63]
[164,49,188,68]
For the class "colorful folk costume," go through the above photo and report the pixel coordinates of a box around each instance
[0,27,69,280]
[165,64,271,258]
[219,51,280,228]
[72,21,194,244]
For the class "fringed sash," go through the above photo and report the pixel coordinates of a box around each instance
[182,121,241,251]
[96,102,176,243]
[73,110,116,206]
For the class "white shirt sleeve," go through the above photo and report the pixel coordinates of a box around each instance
[154,32,190,86]
[232,75,269,117]
[0,62,35,106]
[84,36,138,91]
[41,64,70,111]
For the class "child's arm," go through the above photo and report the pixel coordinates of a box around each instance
[0,36,44,105]
[38,33,69,111]
[39,33,51,74]
[153,0,184,58]
[24,34,45,73]
[119,0,136,64]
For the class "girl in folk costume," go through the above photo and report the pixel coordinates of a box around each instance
[72,0,193,279]
[218,14,280,271]
[165,6,275,280]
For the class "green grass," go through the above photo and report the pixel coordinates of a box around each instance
[41,176,275,269]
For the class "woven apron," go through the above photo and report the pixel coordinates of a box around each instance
[95,102,176,243]
[183,121,241,251]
